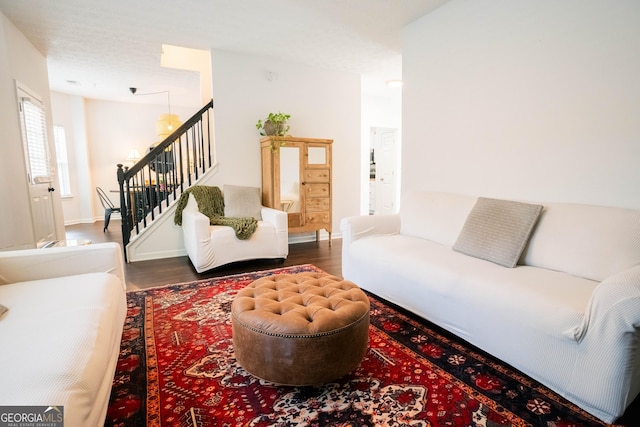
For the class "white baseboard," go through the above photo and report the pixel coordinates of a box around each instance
[64,218,103,226]
[127,247,188,262]
[288,230,341,244]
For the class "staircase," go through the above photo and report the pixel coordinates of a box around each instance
[116,100,214,260]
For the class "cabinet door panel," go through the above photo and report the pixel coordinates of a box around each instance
[288,212,302,227]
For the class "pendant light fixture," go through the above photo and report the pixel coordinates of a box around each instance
[129,87,182,139]
[156,113,182,139]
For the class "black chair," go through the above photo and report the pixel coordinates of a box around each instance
[97,187,121,232]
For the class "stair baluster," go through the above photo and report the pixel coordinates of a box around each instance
[117,100,214,261]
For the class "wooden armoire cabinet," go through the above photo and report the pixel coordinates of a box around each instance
[260,136,333,245]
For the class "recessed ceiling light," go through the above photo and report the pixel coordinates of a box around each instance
[386,80,403,88]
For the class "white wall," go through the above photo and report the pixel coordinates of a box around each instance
[402,0,640,209]
[210,50,362,238]
[0,12,64,248]
[51,92,93,224]
[83,99,195,222]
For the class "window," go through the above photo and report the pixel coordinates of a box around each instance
[19,93,51,184]
[54,125,72,196]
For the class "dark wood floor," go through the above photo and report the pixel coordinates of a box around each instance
[65,221,341,290]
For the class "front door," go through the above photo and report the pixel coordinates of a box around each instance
[18,84,58,244]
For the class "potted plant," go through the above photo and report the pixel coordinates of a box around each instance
[256,112,291,151]
[256,112,290,136]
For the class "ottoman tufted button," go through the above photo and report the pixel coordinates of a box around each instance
[231,272,370,385]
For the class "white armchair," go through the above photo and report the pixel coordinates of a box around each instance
[181,185,289,273]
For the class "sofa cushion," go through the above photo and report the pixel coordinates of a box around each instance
[400,190,477,246]
[521,203,640,282]
[453,197,543,268]
[224,185,262,220]
[346,234,595,338]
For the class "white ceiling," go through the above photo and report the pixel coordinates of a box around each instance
[0,0,449,107]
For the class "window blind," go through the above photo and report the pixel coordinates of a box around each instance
[21,97,51,183]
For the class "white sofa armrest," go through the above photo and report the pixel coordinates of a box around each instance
[340,214,400,281]
[260,206,288,230]
[181,208,213,267]
[565,265,640,343]
[0,242,125,289]
[261,207,289,257]
[340,214,400,247]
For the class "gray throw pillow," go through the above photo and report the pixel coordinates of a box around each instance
[453,197,543,268]
[223,185,263,220]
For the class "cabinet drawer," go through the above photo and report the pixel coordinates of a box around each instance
[304,169,330,182]
[306,198,330,212]
[305,212,330,225]
[305,183,329,197]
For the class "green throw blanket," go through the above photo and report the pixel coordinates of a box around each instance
[174,186,258,240]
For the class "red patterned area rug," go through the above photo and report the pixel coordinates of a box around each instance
[106,264,615,427]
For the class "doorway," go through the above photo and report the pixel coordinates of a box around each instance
[368,127,400,215]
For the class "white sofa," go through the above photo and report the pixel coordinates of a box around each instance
[181,189,289,273]
[340,190,640,423]
[0,242,127,427]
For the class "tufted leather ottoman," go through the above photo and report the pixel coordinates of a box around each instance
[231,272,370,385]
